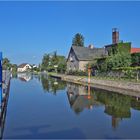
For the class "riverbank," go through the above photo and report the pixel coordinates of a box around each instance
[49,73,140,97]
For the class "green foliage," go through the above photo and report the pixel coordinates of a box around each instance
[117,42,131,53]
[96,58,107,72]
[112,66,140,79]
[106,52,131,70]
[131,53,140,66]
[11,64,17,73]
[96,52,131,72]
[2,58,18,73]
[41,52,66,73]
[107,42,131,55]
[72,33,84,47]
[41,54,50,71]
[2,58,11,70]
[67,70,88,76]
[113,66,140,71]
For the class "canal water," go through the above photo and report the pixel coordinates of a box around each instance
[2,73,140,139]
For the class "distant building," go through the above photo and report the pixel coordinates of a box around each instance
[67,45,107,71]
[32,64,38,69]
[17,63,32,72]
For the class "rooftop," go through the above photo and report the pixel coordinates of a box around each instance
[71,46,107,61]
[18,63,30,68]
[131,48,140,54]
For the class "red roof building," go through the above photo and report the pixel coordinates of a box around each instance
[131,48,140,54]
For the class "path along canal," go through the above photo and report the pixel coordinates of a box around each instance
[1,73,140,139]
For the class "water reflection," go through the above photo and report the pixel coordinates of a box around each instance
[40,75,140,129]
[94,88,140,129]
[66,82,140,129]
[40,74,66,95]
[67,83,101,114]
[17,73,32,82]
[2,74,140,139]
[39,75,140,130]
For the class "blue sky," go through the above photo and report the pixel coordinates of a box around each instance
[0,1,140,65]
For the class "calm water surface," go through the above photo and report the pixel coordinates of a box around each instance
[2,73,140,139]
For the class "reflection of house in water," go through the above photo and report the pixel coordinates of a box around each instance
[67,83,140,129]
[17,73,32,82]
[67,83,101,114]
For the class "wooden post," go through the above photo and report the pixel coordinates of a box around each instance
[88,65,91,84]
[87,83,91,99]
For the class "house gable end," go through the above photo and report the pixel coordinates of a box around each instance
[67,47,79,62]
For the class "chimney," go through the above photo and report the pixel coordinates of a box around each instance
[88,44,94,49]
[112,28,119,44]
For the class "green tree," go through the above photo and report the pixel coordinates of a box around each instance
[41,52,66,73]
[131,53,140,66]
[41,54,50,71]
[106,52,132,70]
[2,58,11,70]
[11,64,17,73]
[57,56,66,73]
[72,33,84,47]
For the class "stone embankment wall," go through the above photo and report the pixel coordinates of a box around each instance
[50,74,140,98]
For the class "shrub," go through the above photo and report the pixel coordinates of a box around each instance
[131,53,140,66]
[67,70,88,76]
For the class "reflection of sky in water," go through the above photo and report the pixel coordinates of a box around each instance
[2,75,140,139]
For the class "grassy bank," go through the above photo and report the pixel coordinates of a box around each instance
[48,72,140,83]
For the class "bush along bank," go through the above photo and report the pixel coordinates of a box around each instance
[96,67,140,81]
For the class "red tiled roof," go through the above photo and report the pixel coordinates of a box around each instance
[131,48,140,54]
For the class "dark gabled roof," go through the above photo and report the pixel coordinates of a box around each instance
[18,63,30,68]
[70,46,107,61]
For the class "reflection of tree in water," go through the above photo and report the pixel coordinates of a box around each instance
[93,88,140,129]
[94,90,131,118]
[67,83,140,128]
[131,97,140,111]
[40,74,50,92]
[12,72,17,78]
[40,75,66,95]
